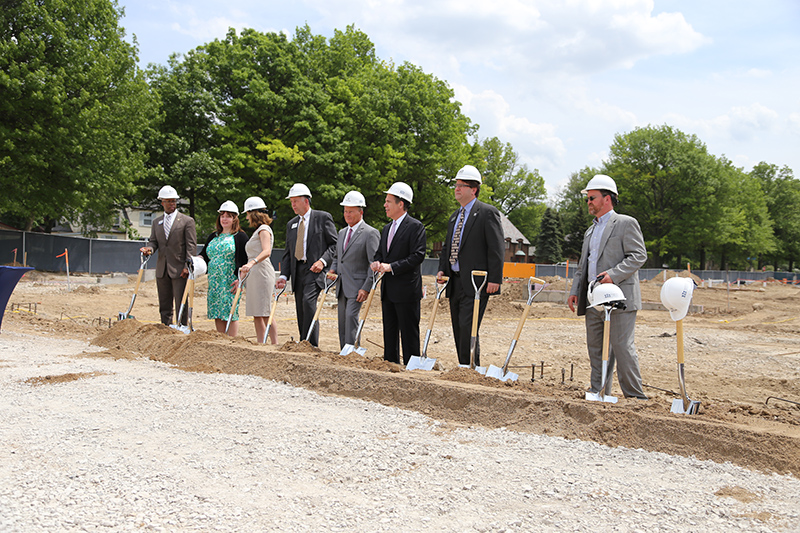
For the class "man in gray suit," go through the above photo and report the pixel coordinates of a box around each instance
[140,185,197,326]
[568,174,648,399]
[328,191,380,349]
[276,183,338,347]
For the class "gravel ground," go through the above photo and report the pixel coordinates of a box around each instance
[1,331,799,532]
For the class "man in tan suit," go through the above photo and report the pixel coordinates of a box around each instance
[140,185,197,325]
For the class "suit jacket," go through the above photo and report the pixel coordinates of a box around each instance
[438,200,504,298]
[569,211,647,315]
[280,209,338,290]
[147,212,197,279]
[330,222,380,298]
[374,214,426,303]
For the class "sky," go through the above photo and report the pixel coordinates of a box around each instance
[118,0,800,199]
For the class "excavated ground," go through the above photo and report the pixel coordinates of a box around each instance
[5,270,800,476]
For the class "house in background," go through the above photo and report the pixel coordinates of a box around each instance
[51,207,157,241]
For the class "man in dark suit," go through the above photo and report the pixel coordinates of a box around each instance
[140,185,197,326]
[328,191,380,349]
[276,183,337,347]
[436,165,505,367]
[568,174,648,399]
[371,182,426,365]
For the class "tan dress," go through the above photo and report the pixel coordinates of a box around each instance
[244,225,276,316]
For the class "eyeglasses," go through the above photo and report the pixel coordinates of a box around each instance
[586,195,600,203]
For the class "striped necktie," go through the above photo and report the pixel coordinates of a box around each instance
[164,214,173,240]
[449,208,465,266]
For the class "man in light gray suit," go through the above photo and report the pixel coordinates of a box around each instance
[568,174,648,399]
[328,191,380,349]
[140,185,197,326]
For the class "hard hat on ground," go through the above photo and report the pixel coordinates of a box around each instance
[157,185,179,200]
[455,165,482,184]
[286,183,312,199]
[218,200,239,215]
[660,276,695,321]
[340,191,367,207]
[581,174,618,195]
[385,182,413,203]
[191,256,207,277]
[244,196,267,212]
[588,281,626,310]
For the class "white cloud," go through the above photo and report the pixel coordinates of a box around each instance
[666,103,780,143]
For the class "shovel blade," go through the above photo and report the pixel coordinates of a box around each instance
[585,391,618,403]
[118,312,129,320]
[671,398,701,414]
[169,324,191,335]
[339,344,355,355]
[407,356,435,371]
[354,346,367,357]
[459,363,487,375]
[486,365,517,382]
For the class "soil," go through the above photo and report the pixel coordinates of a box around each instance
[5,269,800,477]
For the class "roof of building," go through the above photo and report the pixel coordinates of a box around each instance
[500,212,530,245]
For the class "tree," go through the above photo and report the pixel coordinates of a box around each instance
[751,162,800,270]
[555,167,597,260]
[535,208,563,263]
[0,0,155,233]
[477,137,547,242]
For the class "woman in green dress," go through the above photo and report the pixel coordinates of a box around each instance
[200,201,248,336]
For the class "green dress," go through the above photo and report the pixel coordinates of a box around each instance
[206,233,239,320]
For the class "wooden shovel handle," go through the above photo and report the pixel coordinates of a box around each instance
[676,319,685,365]
[133,268,145,295]
[602,318,611,362]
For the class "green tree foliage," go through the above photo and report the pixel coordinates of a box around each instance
[0,0,155,233]
[555,167,597,260]
[751,162,800,270]
[476,137,547,242]
[535,207,563,263]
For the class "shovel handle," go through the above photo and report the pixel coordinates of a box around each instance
[601,317,611,363]
[676,319,684,365]
[358,272,383,321]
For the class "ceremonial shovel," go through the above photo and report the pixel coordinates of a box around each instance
[459,270,488,375]
[119,252,150,320]
[260,285,286,344]
[486,276,546,382]
[340,271,383,356]
[670,319,701,414]
[225,270,249,334]
[306,273,338,342]
[407,276,449,371]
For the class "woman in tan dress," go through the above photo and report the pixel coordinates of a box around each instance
[240,197,278,344]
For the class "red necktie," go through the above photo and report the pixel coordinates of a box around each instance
[344,227,353,249]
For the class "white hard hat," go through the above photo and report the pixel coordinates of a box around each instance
[218,200,239,215]
[286,183,312,199]
[244,196,267,212]
[581,174,618,195]
[385,182,413,203]
[587,281,626,310]
[157,185,179,200]
[660,276,695,321]
[455,164,482,184]
[340,191,366,207]
[191,256,207,277]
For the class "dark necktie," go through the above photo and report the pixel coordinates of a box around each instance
[449,208,465,266]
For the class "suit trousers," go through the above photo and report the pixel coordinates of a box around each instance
[381,299,420,365]
[448,274,489,366]
[294,266,321,346]
[337,293,363,348]
[584,307,646,398]
[156,275,188,326]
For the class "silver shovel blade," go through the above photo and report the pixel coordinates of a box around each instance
[407,356,436,371]
[585,390,618,403]
[118,312,128,320]
[169,324,191,335]
[354,346,367,357]
[340,344,355,355]
[671,398,701,414]
[486,365,518,381]
[459,364,487,375]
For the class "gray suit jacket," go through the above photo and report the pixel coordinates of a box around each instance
[147,212,197,279]
[330,222,380,298]
[569,211,647,315]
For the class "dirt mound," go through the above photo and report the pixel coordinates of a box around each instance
[86,320,800,477]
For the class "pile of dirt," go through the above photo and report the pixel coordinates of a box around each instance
[84,319,800,477]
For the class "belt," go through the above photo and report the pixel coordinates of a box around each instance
[450,269,460,277]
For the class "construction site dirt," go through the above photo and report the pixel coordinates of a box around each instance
[5,269,800,477]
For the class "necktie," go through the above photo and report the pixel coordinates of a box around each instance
[164,214,172,241]
[295,216,305,261]
[344,227,353,250]
[449,208,465,266]
[387,221,397,249]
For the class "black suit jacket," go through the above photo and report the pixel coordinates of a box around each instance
[280,209,338,289]
[374,214,426,303]
[438,200,504,297]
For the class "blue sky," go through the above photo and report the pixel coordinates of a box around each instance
[119,0,800,199]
